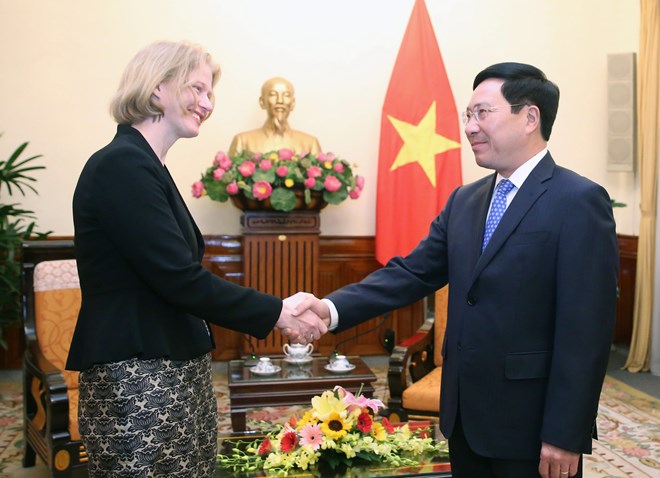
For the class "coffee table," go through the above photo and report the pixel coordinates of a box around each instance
[227,355,377,431]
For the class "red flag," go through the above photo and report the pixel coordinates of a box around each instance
[375,0,462,265]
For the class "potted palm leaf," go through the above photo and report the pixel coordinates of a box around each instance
[0,134,50,353]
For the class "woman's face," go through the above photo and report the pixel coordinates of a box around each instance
[157,62,214,140]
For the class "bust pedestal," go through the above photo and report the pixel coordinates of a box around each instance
[241,211,321,355]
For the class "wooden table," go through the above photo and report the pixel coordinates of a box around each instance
[227,355,377,431]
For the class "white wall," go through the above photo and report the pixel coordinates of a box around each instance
[0,0,640,237]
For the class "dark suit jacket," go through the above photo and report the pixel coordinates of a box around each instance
[66,125,281,371]
[328,153,618,459]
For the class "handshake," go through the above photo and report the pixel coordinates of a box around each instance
[274,292,330,345]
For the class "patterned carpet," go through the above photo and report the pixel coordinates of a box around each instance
[0,366,658,477]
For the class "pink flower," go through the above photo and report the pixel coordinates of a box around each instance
[307,166,322,179]
[349,188,361,199]
[357,412,373,433]
[278,148,294,160]
[214,151,228,166]
[355,175,365,189]
[259,159,273,171]
[333,163,345,173]
[252,180,272,200]
[253,152,262,161]
[336,386,384,414]
[325,152,336,161]
[316,152,327,161]
[280,430,299,452]
[191,181,205,198]
[258,437,272,455]
[304,177,316,189]
[226,182,239,195]
[238,162,256,177]
[213,168,225,180]
[299,424,324,450]
[323,176,342,192]
[276,165,289,177]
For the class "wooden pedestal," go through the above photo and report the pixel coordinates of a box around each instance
[241,211,321,355]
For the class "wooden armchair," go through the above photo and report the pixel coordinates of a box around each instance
[21,240,88,477]
[383,286,448,422]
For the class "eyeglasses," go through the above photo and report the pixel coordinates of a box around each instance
[461,104,527,125]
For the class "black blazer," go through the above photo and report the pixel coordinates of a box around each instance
[328,153,618,459]
[66,125,281,371]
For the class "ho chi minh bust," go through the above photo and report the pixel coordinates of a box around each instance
[228,77,322,156]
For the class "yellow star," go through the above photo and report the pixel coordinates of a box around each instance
[387,101,461,187]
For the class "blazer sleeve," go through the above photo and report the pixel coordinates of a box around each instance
[83,145,281,337]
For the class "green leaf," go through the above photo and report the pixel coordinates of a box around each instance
[252,169,276,183]
[270,188,297,211]
[324,188,349,205]
[204,181,228,202]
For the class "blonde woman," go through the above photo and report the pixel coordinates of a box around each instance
[67,41,326,477]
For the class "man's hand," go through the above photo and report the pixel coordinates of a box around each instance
[539,442,580,478]
[275,294,328,344]
[286,292,331,324]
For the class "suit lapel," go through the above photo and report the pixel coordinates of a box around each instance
[470,154,555,283]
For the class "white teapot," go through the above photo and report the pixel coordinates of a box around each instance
[283,343,314,361]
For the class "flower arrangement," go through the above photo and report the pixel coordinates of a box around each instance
[217,386,446,477]
[192,148,364,212]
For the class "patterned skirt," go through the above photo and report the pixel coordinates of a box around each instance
[78,353,217,478]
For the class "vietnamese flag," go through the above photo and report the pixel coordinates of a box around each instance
[375,0,462,265]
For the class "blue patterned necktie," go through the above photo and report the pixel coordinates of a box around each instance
[482,179,515,252]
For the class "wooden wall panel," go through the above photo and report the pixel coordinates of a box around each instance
[202,235,426,360]
[615,234,637,345]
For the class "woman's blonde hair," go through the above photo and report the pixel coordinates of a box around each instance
[110,41,221,124]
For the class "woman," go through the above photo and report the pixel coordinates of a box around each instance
[66,41,326,477]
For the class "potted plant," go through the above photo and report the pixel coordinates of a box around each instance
[0,134,50,351]
[192,148,365,212]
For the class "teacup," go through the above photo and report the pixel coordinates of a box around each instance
[329,355,351,370]
[283,343,314,361]
[254,357,276,373]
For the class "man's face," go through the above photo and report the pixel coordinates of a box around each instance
[464,78,529,177]
[260,79,295,123]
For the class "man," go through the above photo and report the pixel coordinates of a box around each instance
[294,62,618,478]
[228,76,322,156]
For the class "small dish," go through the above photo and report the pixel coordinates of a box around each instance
[324,364,356,373]
[250,365,282,375]
[284,356,314,364]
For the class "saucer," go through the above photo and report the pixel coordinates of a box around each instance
[284,356,313,364]
[324,364,356,373]
[250,365,282,375]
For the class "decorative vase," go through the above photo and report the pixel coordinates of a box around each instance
[229,189,328,212]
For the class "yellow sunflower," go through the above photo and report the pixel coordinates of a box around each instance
[321,412,351,440]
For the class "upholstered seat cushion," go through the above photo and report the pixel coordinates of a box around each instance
[33,260,81,440]
[401,366,442,412]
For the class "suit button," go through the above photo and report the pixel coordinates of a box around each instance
[467,296,477,306]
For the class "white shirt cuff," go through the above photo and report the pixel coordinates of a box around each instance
[322,298,339,331]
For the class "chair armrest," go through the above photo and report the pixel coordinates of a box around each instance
[387,317,435,407]
[23,340,71,434]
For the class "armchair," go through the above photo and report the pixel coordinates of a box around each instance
[384,286,448,422]
[21,240,88,477]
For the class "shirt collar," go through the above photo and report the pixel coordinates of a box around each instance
[495,148,548,189]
